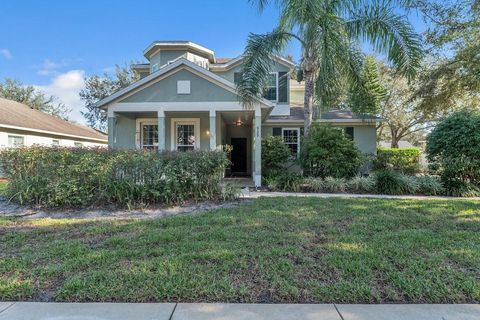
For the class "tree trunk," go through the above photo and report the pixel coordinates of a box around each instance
[303,68,315,135]
[390,127,400,148]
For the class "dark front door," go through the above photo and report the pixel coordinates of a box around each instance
[230,138,247,175]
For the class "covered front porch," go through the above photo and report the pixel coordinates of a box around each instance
[108,106,264,186]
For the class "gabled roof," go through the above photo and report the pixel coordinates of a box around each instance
[209,54,296,71]
[95,58,274,109]
[0,98,107,142]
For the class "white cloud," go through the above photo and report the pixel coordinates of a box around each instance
[0,49,12,60]
[37,59,66,76]
[34,70,86,123]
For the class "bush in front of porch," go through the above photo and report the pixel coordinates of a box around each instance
[0,146,234,208]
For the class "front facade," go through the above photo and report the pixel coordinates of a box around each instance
[96,41,380,186]
[0,98,108,149]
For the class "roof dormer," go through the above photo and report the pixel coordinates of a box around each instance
[143,41,215,72]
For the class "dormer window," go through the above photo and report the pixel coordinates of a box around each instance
[263,73,278,102]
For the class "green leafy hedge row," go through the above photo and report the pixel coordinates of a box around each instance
[374,148,421,174]
[0,147,231,207]
[264,171,445,196]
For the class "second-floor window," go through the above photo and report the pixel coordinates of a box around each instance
[263,73,278,101]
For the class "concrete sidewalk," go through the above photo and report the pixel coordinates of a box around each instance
[241,189,480,201]
[1,302,479,320]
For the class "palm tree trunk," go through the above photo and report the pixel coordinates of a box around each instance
[303,69,315,135]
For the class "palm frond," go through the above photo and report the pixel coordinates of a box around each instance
[346,1,422,79]
[237,30,293,108]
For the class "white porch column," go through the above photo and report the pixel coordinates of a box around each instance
[157,110,166,151]
[107,114,116,149]
[254,107,262,187]
[209,110,216,150]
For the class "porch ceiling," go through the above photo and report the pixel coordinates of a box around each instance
[220,111,254,126]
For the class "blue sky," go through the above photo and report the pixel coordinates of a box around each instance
[0,0,425,123]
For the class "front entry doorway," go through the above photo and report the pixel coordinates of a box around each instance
[230,138,248,175]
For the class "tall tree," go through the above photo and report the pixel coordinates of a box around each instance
[377,62,461,148]
[237,0,422,134]
[0,78,71,119]
[414,0,480,109]
[349,56,386,116]
[80,64,139,132]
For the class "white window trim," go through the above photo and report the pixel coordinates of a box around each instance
[8,134,25,148]
[282,127,300,157]
[52,139,60,146]
[170,118,200,151]
[135,118,158,150]
[264,72,279,103]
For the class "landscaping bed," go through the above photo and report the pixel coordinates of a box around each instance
[1,197,479,303]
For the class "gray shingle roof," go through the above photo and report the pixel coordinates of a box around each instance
[267,105,382,122]
[0,98,107,141]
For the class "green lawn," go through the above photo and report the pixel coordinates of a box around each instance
[1,197,479,303]
[0,180,7,196]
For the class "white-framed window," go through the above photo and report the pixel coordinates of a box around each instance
[141,123,159,150]
[8,135,24,147]
[282,128,300,156]
[135,119,159,150]
[263,72,278,102]
[171,118,200,152]
[74,142,83,147]
[52,139,60,146]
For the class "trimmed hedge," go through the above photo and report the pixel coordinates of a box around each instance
[0,147,231,208]
[374,148,421,174]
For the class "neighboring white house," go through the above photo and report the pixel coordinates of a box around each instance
[0,97,108,148]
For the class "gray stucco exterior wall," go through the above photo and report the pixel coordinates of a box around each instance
[120,69,238,103]
[352,126,377,155]
[110,114,136,149]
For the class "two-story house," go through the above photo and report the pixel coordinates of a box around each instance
[95,41,380,186]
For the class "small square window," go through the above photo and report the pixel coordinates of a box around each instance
[177,80,191,94]
[52,139,60,146]
[74,142,83,147]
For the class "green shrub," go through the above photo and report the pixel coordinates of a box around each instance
[347,176,376,193]
[374,170,409,195]
[322,177,348,193]
[300,124,363,179]
[399,175,420,194]
[220,182,242,201]
[303,177,324,192]
[0,147,230,208]
[427,110,480,196]
[414,175,445,196]
[374,148,421,174]
[261,136,291,174]
[264,172,303,192]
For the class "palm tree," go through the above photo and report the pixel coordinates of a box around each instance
[237,0,422,134]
